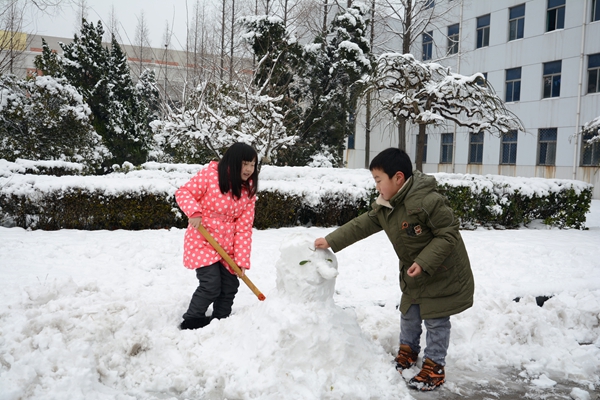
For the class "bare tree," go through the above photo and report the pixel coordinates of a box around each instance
[72,0,88,31]
[377,0,460,151]
[104,4,121,44]
[0,0,29,74]
[133,10,151,79]
[363,0,376,168]
[368,53,524,171]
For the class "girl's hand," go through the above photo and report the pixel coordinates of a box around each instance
[239,267,247,277]
[314,238,330,249]
[407,262,422,277]
[188,217,202,229]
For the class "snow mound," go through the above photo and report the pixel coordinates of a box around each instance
[180,232,408,399]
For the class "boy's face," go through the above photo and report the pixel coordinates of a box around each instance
[371,168,405,201]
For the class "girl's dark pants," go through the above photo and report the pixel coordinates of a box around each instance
[183,262,240,320]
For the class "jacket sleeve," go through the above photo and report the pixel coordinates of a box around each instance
[175,168,209,218]
[325,211,383,253]
[233,195,256,269]
[413,192,460,275]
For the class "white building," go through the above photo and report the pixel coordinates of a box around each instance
[347,0,600,199]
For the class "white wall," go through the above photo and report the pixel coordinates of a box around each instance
[348,0,600,199]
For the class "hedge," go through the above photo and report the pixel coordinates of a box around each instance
[0,160,593,230]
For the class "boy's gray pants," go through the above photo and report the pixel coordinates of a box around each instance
[183,262,240,320]
[400,304,451,366]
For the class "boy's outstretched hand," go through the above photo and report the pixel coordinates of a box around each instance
[314,237,330,249]
[407,262,422,277]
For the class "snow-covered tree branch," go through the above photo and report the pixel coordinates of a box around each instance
[366,53,524,169]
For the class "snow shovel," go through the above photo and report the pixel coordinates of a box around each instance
[196,224,266,301]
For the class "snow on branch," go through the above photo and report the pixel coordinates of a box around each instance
[367,53,524,134]
[581,116,600,145]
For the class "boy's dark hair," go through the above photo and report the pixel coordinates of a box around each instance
[369,148,413,180]
[218,142,259,199]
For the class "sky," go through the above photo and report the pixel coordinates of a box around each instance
[26,0,192,50]
[0,162,599,399]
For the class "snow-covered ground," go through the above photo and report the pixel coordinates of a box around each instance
[1,198,599,399]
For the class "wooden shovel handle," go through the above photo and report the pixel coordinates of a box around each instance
[196,224,265,301]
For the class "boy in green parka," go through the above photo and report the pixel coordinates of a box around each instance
[314,148,474,391]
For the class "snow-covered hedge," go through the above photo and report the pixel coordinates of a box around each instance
[0,160,593,230]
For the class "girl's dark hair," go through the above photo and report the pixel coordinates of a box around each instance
[369,148,413,180]
[218,142,259,199]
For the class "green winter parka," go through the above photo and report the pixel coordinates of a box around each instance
[326,170,474,319]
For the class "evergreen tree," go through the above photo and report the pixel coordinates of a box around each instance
[285,4,373,166]
[33,39,63,77]
[37,20,151,168]
[0,74,109,170]
[104,34,150,165]
[136,68,161,124]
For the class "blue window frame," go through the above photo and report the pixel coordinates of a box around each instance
[500,130,518,164]
[547,0,565,32]
[588,53,600,94]
[509,4,525,41]
[440,133,453,163]
[448,24,459,55]
[505,67,522,102]
[476,14,490,48]
[537,128,557,166]
[422,31,433,61]
[543,60,562,98]
[593,0,600,22]
[469,132,484,164]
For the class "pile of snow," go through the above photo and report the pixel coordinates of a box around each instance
[0,201,599,398]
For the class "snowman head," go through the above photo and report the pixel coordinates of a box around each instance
[275,233,339,303]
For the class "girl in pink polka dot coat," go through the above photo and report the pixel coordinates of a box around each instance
[176,143,258,330]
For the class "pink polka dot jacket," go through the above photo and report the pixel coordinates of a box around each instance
[175,161,256,274]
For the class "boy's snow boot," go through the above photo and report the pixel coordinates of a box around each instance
[180,316,211,330]
[408,358,445,391]
[395,344,419,371]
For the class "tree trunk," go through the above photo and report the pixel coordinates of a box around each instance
[220,0,226,81]
[365,92,371,168]
[415,123,426,171]
[397,118,406,151]
[229,0,235,82]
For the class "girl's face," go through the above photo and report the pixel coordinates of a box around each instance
[241,159,256,181]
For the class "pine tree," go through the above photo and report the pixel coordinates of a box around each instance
[52,20,152,167]
[136,68,161,124]
[59,19,113,165]
[104,34,150,165]
[288,3,373,167]
[33,39,63,77]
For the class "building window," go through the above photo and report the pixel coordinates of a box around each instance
[448,24,459,55]
[500,130,518,164]
[543,60,562,98]
[476,14,490,48]
[440,133,453,163]
[347,134,355,149]
[509,4,525,41]
[537,128,557,166]
[477,72,488,86]
[416,134,428,164]
[588,53,600,94]
[468,132,484,164]
[425,0,434,9]
[547,0,566,32]
[505,67,522,102]
[581,132,600,166]
[593,0,600,22]
[422,31,433,61]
